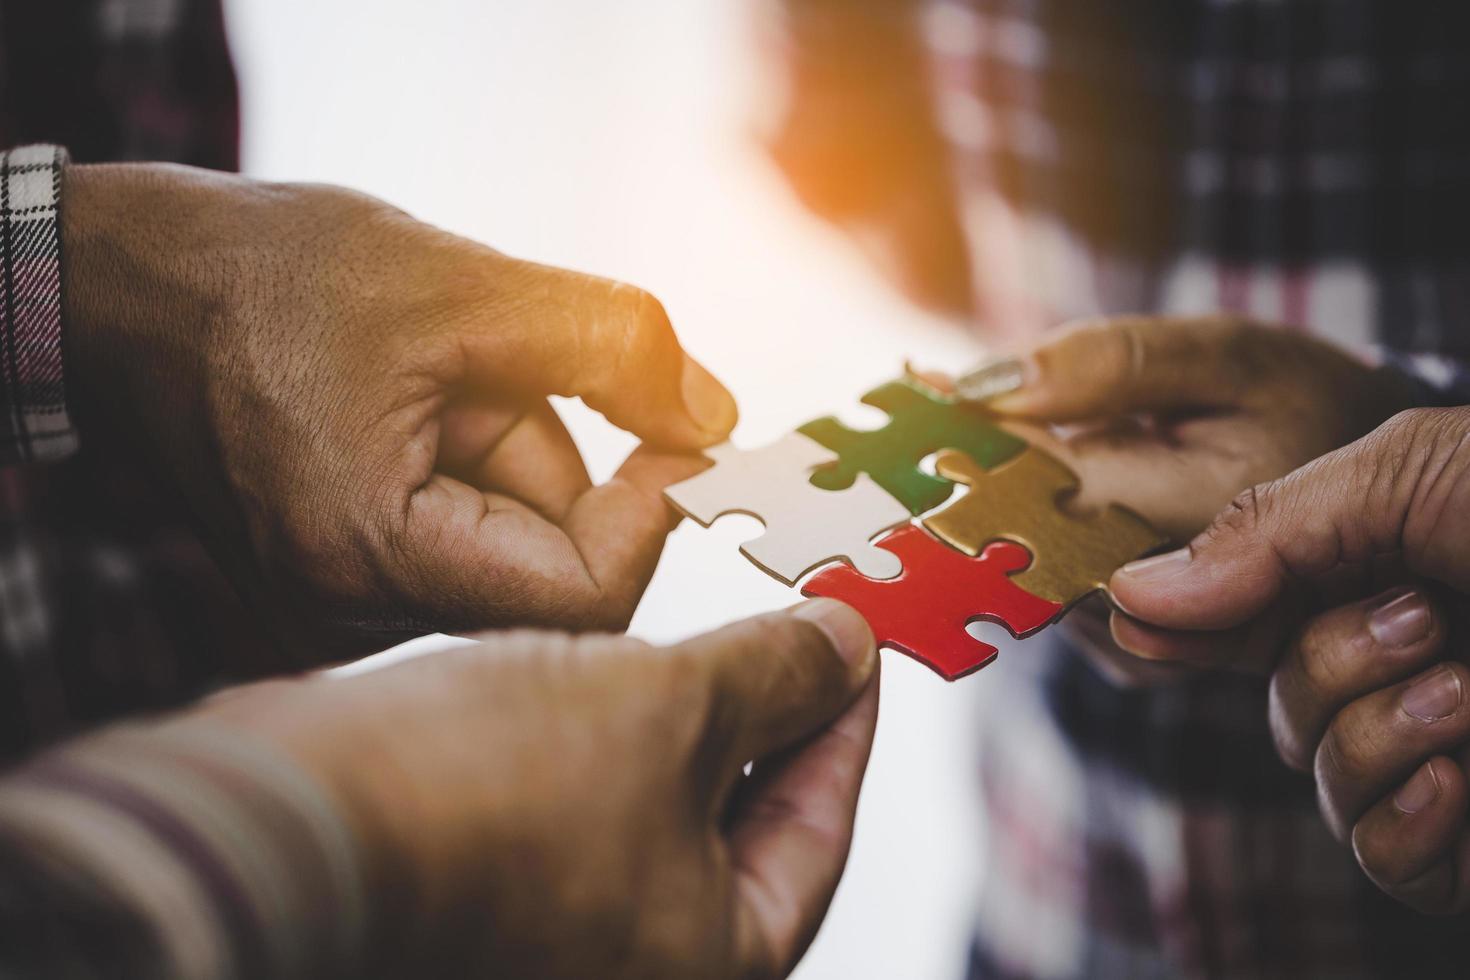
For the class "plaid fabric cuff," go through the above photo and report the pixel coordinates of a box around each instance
[0,145,76,466]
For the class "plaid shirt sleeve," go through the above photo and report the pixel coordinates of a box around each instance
[0,715,368,977]
[0,145,76,466]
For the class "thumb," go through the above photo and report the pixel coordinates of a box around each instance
[674,599,879,979]
[988,316,1260,420]
[674,599,876,785]
[728,662,881,977]
[464,256,737,448]
[1110,408,1470,633]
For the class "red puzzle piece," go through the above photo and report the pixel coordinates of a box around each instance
[802,525,1063,681]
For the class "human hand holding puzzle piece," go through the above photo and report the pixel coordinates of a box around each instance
[663,374,1165,680]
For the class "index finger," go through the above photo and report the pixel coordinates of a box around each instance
[1107,408,1470,652]
[985,316,1259,421]
[462,255,737,449]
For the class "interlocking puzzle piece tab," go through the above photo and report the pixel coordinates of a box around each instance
[922,448,1166,607]
[801,525,1063,681]
[663,433,910,586]
[798,379,1026,515]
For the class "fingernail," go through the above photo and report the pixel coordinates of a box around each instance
[680,359,738,436]
[792,598,875,671]
[1395,761,1441,814]
[955,356,1029,403]
[1117,548,1192,582]
[1368,590,1431,648]
[1402,666,1462,722]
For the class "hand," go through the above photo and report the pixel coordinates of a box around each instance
[193,598,880,978]
[987,316,1417,541]
[1107,407,1470,914]
[61,164,737,664]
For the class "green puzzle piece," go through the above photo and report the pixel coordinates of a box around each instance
[798,379,1026,515]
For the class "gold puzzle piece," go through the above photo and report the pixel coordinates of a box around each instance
[922,447,1166,607]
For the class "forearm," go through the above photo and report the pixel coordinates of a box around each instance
[0,716,367,979]
[59,161,271,458]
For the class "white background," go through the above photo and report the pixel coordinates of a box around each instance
[227,2,1017,976]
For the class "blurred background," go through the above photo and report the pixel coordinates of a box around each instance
[228,2,1028,976]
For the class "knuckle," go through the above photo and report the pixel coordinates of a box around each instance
[1098,320,1141,384]
[537,567,641,635]
[1197,482,1272,551]
[1359,409,1425,464]
[1047,317,1120,383]
[575,589,640,634]
[588,282,679,397]
[1380,406,1442,440]
[1292,618,1364,706]
[1223,483,1269,530]
[1353,407,1467,523]
[623,283,672,334]
[1391,408,1470,579]
[1316,705,1382,789]
[1354,418,1421,519]
[609,283,673,354]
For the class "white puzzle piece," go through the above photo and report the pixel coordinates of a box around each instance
[664,433,909,585]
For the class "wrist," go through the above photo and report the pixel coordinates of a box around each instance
[59,162,236,441]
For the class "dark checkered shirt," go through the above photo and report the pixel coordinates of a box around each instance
[778,0,1470,976]
[0,3,365,976]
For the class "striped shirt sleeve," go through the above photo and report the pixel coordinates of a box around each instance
[0,717,368,978]
[0,145,77,466]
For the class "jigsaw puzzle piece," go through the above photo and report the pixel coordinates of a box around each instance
[798,379,1026,515]
[664,433,910,586]
[922,447,1165,607]
[801,525,1063,681]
